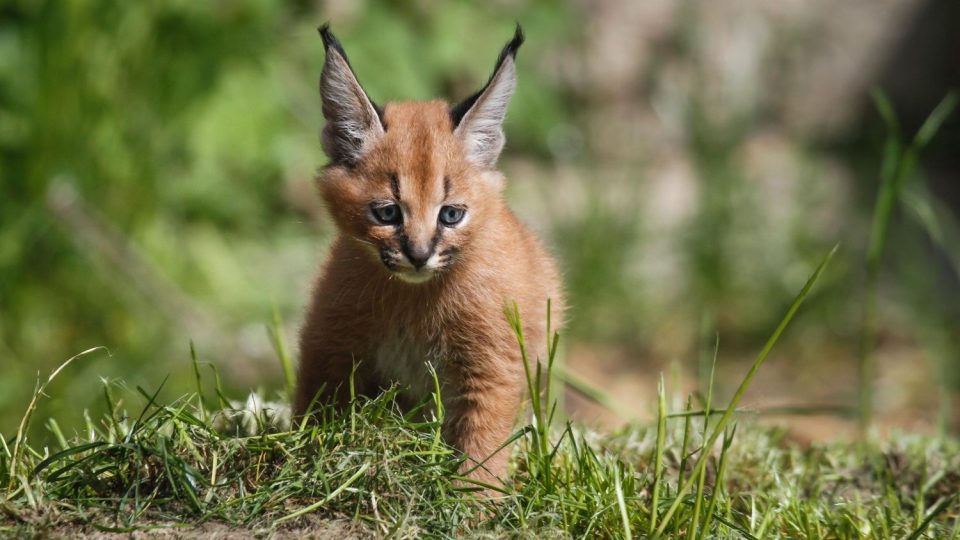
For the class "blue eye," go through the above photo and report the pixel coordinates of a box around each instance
[372,203,402,225]
[439,206,466,226]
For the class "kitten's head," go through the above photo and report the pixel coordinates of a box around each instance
[315,24,523,284]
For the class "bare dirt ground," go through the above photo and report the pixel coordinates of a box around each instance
[7,513,375,539]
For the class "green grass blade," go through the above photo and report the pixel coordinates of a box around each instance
[688,335,719,540]
[267,305,296,401]
[649,373,667,535]
[699,424,736,540]
[912,91,958,151]
[190,342,207,422]
[654,244,837,537]
[614,465,632,540]
[903,494,957,540]
[275,462,371,525]
[6,346,106,494]
[860,90,957,434]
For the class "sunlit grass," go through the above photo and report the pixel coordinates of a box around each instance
[3,247,958,538]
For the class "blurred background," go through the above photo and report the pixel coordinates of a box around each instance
[1,0,958,441]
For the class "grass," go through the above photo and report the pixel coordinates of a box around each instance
[2,247,959,538]
[858,90,959,434]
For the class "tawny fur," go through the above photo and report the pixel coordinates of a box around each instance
[295,28,564,487]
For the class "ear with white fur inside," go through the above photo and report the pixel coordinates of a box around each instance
[318,24,385,166]
[450,25,524,169]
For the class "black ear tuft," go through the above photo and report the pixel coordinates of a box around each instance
[318,23,351,67]
[498,23,525,66]
[450,24,525,129]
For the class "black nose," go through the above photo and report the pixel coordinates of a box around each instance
[403,243,433,269]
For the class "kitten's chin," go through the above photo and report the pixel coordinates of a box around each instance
[394,269,436,284]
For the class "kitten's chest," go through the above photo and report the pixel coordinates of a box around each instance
[372,332,446,399]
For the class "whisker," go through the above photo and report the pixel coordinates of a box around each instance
[351,236,375,247]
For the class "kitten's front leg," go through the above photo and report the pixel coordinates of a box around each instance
[442,358,525,489]
[295,329,377,416]
[293,353,359,415]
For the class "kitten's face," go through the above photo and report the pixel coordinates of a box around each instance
[320,101,502,284]
[315,25,521,283]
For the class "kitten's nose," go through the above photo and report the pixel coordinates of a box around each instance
[403,243,433,269]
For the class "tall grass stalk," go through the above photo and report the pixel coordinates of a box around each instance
[5,347,105,495]
[614,465,632,540]
[506,298,561,491]
[859,90,958,434]
[653,244,837,538]
[687,335,719,540]
[649,374,667,535]
[902,179,960,436]
[268,305,296,401]
[677,395,694,487]
[698,424,736,540]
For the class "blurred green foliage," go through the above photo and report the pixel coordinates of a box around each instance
[0,0,574,435]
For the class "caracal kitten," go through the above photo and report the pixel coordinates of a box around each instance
[296,24,564,487]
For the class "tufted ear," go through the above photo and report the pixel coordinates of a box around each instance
[449,25,524,169]
[318,24,385,166]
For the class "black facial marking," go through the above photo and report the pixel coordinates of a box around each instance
[389,173,401,201]
[430,226,443,252]
[379,248,398,270]
[443,176,451,199]
[449,24,525,129]
[435,246,460,272]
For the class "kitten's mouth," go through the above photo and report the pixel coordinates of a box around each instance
[393,268,436,284]
[377,250,437,283]
[375,245,458,284]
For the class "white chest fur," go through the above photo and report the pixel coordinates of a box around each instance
[373,334,444,400]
